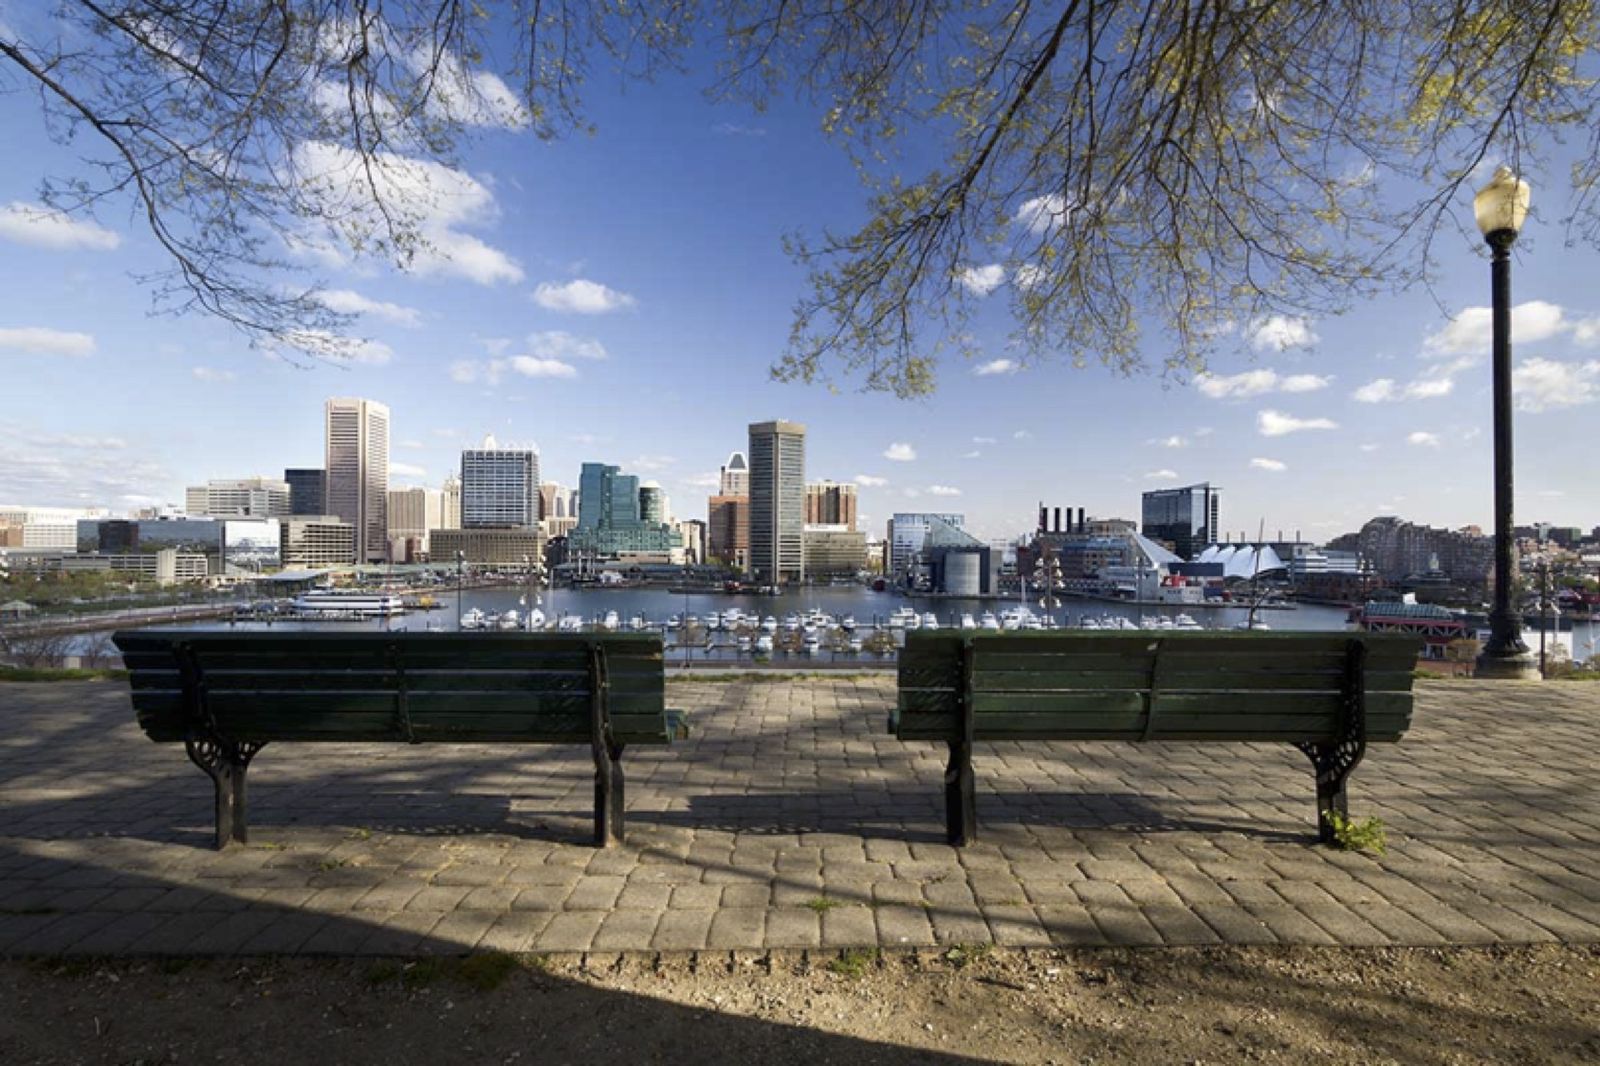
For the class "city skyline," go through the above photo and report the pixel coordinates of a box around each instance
[2,39,1598,539]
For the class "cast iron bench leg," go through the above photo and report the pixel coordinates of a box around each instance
[945,739,976,846]
[593,742,626,847]
[1299,740,1364,845]
[185,739,265,849]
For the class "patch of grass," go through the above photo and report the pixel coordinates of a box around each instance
[0,667,127,683]
[826,948,879,978]
[345,827,373,841]
[365,954,523,992]
[1326,810,1388,855]
[250,841,289,851]
[318,858,352,871]
[804,896,845,913]
[941,943,991,969]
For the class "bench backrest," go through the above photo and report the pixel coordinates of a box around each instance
[895,631,1421,743]
[112,630,674,745]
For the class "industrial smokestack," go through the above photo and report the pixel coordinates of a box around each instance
[1077,507,1086,533]
[1054,507,1062,534]
[1039,505,1047,533]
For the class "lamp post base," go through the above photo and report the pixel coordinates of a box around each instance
[1473,646,1541,680]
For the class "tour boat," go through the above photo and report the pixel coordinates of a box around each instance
[293,590,406,618]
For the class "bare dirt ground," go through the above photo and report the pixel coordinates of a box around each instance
[3,945,1597,1064]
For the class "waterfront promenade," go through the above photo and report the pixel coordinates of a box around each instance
[1,678,1596,956]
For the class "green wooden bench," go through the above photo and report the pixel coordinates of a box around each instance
[112,630,687,850]
[892,631,1421,846]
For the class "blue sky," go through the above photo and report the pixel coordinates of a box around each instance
[2,24,1599,543]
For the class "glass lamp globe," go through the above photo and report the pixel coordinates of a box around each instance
[1474,166,1530,238]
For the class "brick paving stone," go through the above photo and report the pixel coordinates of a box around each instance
[592,910,663,951]
[651,909,715,951]
[4,679,1600,957]
[762,907,821,948]
[532,911,606,953]
[707,907,766,949]
[820,906,877,948]
[477,911,554,953]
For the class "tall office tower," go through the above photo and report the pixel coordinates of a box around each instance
[460,435,540,528]
[748,420,806,585]
[441,474,462,529]
[718,451,749,496]
[284,468,326,516]
[805,481,858,530]
[539,482,576,521]
[577,462,640,530]
[638,482,665,525]
[184,477,292,518]
[1140,482,1220,560]
[324,397,390,563]
[387,487,442,537]
[707,495,749,569]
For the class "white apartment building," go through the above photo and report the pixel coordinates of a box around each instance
[184,477,291,518]
[461,436,539,528]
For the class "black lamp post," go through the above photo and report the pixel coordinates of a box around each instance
[455,549,465,628]
[1472,166,1540,679]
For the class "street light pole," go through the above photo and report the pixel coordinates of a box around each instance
[455,550,465,629]
[1472,166,1539,679]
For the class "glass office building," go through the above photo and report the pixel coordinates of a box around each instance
[1140,482,1219,560]
[748,420,806,585]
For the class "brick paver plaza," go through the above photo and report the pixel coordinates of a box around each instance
[1,678,1596,955]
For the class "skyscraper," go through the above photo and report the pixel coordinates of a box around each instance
[638,482,665,525]
[460,436,539,528]
[324,397,389,563]
[805,481,857,530]
[1140,482,1219,560]
[441,474,462,529]
[572,462,680,556]
[748,420,805,585]
[284,468,325,516]
[719,451,749,496]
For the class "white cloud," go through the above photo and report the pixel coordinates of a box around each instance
[0,423,167,507]
[1145,469,1179,481]
[1154,435,1188,449]
[532,279,636,314]
[1015,194,1069,233]
[1280,373,1331,392]
[1258,409,1338,436]
[1249,458,1287,472]
[684,472,721,489]
[291,141,522,285]
[927,485,962,497]
[1013,430,1032,440]
[629,455,676,473]
[1514,357,1600,412]
[854,474,888,487]
[314,288,422,327]
[1575,317,1600,347]
[1010,263,1046,292]
[958,263,1006,297]
[191,367,236,382]
[1248,315,1319,352]
[712,122,768,137]
[1423,300,1569,356]
[527,330,608,361]
[973,358,1017,376]
[0,202,121,251]
[1198,368,1330,399]
[972,436,997,445]
[883,442,917,462]
[390,461,427,478]
[1356,376,1459,404]
[0,327,96,358]
[1359,443,1380,453]
[1407,431,1441,447]
[450,360,483,384]
[961,450,982,459]
[399,439,425,450]
[506,355,577,379]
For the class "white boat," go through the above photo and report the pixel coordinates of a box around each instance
[783,613,801,631]
[960,613,977,630]
[629,615,647,631]
[848,635,864,652]
[737,635,753,653]
[754,634,774,654]
[888,607,915,628]
[601,611,620,631]
[979,612,1001,631]
[667,614,681,630]
[557,615,584,632]
[294,590,406,617]
[1233,618,1273,631]
[840,615,857,632]
[1174,613,1202,630]
[761,615,778,633]
[802,634,821,655]
[526,608,546,630]
[498,609,521,631]
[459,607,486,631]
[921,612,939,629]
